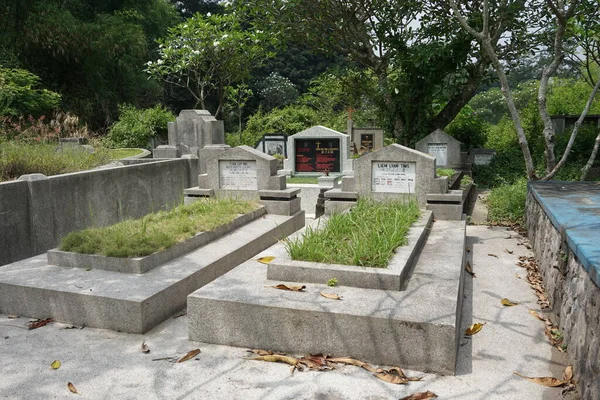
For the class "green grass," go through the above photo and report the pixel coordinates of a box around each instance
[109,148,144,159]
[436,168,456,177]
[486,178,527,226]
[287,176,319,184]
[0,142,112,182]
[460,175,474,186]
[285,199,420,267]
[60,198,260,258]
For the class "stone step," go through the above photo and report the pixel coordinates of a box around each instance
[187,218,466,375]
[0,212,305,333]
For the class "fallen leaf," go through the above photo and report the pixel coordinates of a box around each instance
[515,274,521,279]
[465,261,476,277]
[177,348,201,363]
[247,349,277,356]
[514,372,567,387]
[488,253,498,258]
[504,249,514,254]
[67,382,78,394]
[529,309,546,322]
[269,284,306,292]
[501,298,518,306]
[327,357,379,373]
[7,315,18,319]
[245,354,300,368]
[374,367,409,385]
[298,354,335,371]
[400,391,439,400]
[563,365,573,381]
[51,360,61,370]
[27,318,53,330]
[256,256,276,264]
[141,341,150,353]
[320,292,342,300]
[465,322,486,335]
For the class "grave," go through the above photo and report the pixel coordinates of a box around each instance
[154,110,225,174]
[346,120,384,153]
[281,126,351,176]
[255,133,287,158]
[415,129,467,169]
[468,148,497,166]
[184,145,302,216]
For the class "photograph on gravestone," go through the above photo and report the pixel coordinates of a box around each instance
[360,134,374,151]
[295,138,341,173]
[218,160,258,190]
[260,134,287,158]
[427,143,448,166]
[371,161,416,193]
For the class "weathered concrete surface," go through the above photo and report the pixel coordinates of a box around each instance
[0,213,304,333]
[188,217,465,375]
[0,159,199,267]
[527,183,600,400]
[0,225,570,399]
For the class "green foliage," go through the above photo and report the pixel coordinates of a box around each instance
[327,277,338,287]
[0,142,111,182]
[60,198,259,258]
[285,199,420,268]
[547,78,600,115]
[106,105,174,149]
[460,175,474,187]
[486,179,527,226]
[0,68,61,117]
[444,105,488,151]
[470,81,538,125]
[436,168,456,178]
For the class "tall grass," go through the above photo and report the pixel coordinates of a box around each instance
[486,178,527,226]
[0,142,112,181]
[60,198,260,258]
[286,199,420,267]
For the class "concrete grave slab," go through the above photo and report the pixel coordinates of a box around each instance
[416,129,463,168]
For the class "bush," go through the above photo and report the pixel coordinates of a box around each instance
[445,105,488,151]
[106,104,174,148]
[486,178,527,226]
[0,68,61,117]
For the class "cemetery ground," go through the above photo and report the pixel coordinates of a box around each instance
[0,211,576,399]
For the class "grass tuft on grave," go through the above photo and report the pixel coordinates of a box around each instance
[60,198,260,258]
[436,168,456,178]
[285,199,420,268]
[286,176,319,184]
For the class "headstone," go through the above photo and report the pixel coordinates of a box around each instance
[331,144,448,209]
[468,148,497,166]
[183,145,301,215]
[255,134,287,158]
[281,126,351,176]
[415,129,463,168]
[346,121,384,153]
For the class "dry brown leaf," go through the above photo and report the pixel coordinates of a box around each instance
[465,261,476,277]
[563,365,573,381]
[465,322,486,335]
[177,348,201,363]
[67,382,79,394]
[320,292,342,300]
[501,298,518,307]
[400,391,439,400]
[488,253,498,258]
[327,357,379,373]
[529,309,547,322]
[141,341,150,353]
[245,354,300,367]
[298,354,334,371]
[7,314,18,319]
[256,256,276,264]
[374,368,409,385]
[270,284,306,292]
[514,372,567,387]
[28,318,53,330]
[504,249,514,254]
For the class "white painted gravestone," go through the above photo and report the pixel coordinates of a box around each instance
[371,162,416,193]
[415,129,463,168]
[219,161,258,190]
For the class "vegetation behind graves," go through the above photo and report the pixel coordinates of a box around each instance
[60,198,260,258]
[486,179,528,227]
[105,105,175,149]
[285,199,420,268]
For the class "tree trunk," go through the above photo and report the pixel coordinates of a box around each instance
[581,132,600,180]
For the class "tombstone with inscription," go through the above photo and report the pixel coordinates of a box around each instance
[255,134,287,158]
[468,148,496,166]
[324,144,449,214]
[346,120,384,153]
[183,145,301,215]
[281,126,351,176]
[415,129,464,168]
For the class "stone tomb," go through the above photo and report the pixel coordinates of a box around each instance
[346,120,384,153]
[468,148,497,166]
[415,129,464,168]
[184,145,301,216]
[255,133,287,158]
[325,144,448,213]
[281,126,350,176]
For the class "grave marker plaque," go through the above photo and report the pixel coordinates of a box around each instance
[219,160,257,190]
[371,161,416,193]
[360,134,374,151]
[295,139,341,173]
[428,143,448,166]
[473,153,494,166]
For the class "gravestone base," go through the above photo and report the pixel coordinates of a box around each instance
[258,189,302,216]
[323,189,358,215]
[153,145,179,159]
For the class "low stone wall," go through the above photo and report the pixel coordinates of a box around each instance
[526,191,600,400]
[0,159,198,267]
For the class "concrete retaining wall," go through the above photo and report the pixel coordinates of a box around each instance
[526,192,600,400]
[0,159,198,267]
